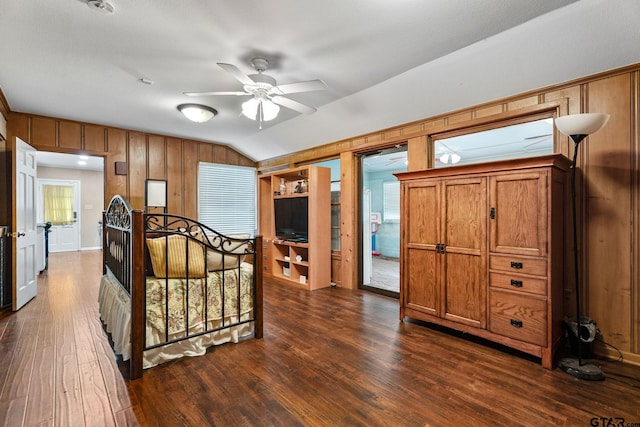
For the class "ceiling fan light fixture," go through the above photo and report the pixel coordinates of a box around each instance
[451,153,461,164]
[241,98,259,120]
[440,153,449,164]
[262,100,280,121]
[242,98,279,122]
[87,0,115,14]
[177,104,217,123]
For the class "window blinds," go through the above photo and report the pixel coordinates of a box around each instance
[198,162,256,235]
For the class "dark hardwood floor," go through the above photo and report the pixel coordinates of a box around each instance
[1,250,639,426]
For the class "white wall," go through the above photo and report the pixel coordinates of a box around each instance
[37,167,104,249]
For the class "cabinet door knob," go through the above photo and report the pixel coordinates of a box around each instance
[510,319,523,328]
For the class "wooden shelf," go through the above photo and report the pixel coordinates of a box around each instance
[258,166,331,291]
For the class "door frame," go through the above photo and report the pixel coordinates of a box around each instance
[38,178,81,252]
[357,145,407,298]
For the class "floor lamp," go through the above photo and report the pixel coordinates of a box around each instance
[555,113,610,381]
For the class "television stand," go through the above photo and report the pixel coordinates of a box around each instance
[259,165,331,290]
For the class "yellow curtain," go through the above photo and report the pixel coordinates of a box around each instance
[43,185,74,225]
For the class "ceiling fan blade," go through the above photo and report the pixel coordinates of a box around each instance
[271,79,327,95]
[217,63,256,86]
[271,96,317,114]
[184,91,249,96]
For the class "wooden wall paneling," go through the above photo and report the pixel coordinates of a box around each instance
[447,111,473,126]
[544,86,581,159]
[83,124,106,153]
[340,151,358,289]
[7,113,28,142]
[585,74,632,353]
[366,133,382,145]
[383,128,401,141]
[166,138,183,215]
[402,123,423,136]
[213,145,227,164]
[182,140,199,219]
[105,128,127,206]
[407,136,427,171]
[331,253,342,286]
[633,71,640,355]
[0,140,8,226]
[58,121,81,150]
[147,135,166,180]
[198,142,213,164]
[507,95,540,112]
[128,132,147,210]
[475,104,504,119]
[226,148,240,165]
[30,116,56,148]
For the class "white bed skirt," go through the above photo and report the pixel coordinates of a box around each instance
[98,273,254,369]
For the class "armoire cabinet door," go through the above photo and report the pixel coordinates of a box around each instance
[441,177,487,328]
[489,171,548,257]
[404,182,440,316]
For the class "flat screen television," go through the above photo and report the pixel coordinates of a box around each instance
[274,197,308,242]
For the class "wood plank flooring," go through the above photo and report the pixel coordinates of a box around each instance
[1,250,640,426]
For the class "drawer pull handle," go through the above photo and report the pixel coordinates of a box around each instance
[510,280,523,288]
[510,262,523,269]
[510,319,523,328]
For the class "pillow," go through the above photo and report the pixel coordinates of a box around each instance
[146,234,206,278]
[201,233,250,271]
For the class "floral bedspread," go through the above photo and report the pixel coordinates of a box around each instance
[145,263,254,335]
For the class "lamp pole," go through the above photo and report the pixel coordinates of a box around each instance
[555,113,609,381]
[569,135,586,366]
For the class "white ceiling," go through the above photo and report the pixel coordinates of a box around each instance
[1,0,638,162]
[37,151,104,171]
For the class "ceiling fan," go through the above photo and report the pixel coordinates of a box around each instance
[184,58,327,127]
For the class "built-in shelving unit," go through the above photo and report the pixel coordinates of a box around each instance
[258,166,331,290]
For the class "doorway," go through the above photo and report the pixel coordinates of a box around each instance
[38,179,81,252]
[359,145,407,297]
[36,152,105,253]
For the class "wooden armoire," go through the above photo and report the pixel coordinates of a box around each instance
[395,154,571,368]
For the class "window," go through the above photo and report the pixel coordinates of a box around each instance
[43,184,74,225]
[198,163,256,235]
[383,181,400,222]
[434,117,554,168]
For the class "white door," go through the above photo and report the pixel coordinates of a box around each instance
[12,137,38,310]
[39,180,80,252]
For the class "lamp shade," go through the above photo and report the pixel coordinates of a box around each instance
[242,98,279,121]
[261,100,280,121]
[177,104,217,123]
[555,113,610,137]
[241,98,259,120]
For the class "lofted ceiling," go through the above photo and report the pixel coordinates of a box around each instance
[0,0,638,162]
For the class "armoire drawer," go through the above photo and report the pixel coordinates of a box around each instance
[489,290,547,346]
[489,272,547,296]
[489,254,546,277]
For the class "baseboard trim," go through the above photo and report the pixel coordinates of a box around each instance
[594,343,640,367]
[81,246,102,251]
